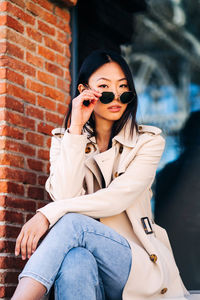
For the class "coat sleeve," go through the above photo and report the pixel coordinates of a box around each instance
[37,134,165,228]
[45,129,88,200]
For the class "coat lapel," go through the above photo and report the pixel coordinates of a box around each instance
[94,146,116,187]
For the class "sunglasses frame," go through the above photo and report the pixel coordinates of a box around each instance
[82,84,135,106]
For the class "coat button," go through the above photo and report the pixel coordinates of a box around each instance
[161,288,168,294]
[150,254,157,263]
[85,146,91,154]
[119,145,123,154]
[114,172,118,178]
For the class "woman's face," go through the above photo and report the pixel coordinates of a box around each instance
[88,61,129,122]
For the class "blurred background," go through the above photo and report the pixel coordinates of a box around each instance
[70,0,200,290]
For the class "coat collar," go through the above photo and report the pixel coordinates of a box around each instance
[84,117,139,149]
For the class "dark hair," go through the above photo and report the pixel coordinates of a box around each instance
[64,49,138,147]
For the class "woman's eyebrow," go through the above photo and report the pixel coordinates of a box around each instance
[97,77,111,81]
[97,77,127,82]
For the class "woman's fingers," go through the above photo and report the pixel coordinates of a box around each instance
[20,231,29,260]
[31,235,40,254]
[27,234,35,259]
[15,230,24,256]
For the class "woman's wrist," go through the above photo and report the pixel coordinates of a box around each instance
[68,124,83,135]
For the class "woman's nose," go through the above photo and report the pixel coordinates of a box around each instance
[113,90,121,101]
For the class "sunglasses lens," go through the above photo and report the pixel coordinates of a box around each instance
[120,91,134,104]
[100,92,115,104]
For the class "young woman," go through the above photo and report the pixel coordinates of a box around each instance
[11,50,191,300]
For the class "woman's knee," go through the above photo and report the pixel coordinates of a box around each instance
[56,247,99,285]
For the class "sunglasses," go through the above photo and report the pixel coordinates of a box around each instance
[83,91,135,107]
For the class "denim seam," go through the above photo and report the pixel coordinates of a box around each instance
[83,230,131,249]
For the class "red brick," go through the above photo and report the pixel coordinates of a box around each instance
[0,15,7,26]
[0,240,16,254]
[57,102,68,115]
[57,30,69,44]
[7,1,35,25]
[65,45,71,59]
[38,174,48,185]
[0,271,19,284]
[46,137,51,148]
[0,41,7,53]
[38,20,55,36]
[37,122,54,135]
[0,153,24,168]
[46,161,50,173]
[0,95,24,112]
[0,82,6,94]
[3,110,35,130]
[37,200,50,209]
[37,95,56,111]
[0,209,24,223]
[0,2,7,11]
[56,18,71,33]
[7,28,36,52]
[0,224,21,239]
[54,6,70,22]
[26,51,44,68]
[0,195,36,211]
[45,111,63,125]
[27,78,44,94]
[6,41,24,59]
[26,105,44,120]
[57,78,70,92]
[56,53,69,69]
[7,15,24,33]
[28,186,44,200]
[27,158,44,172]
[0,69,6,80]
[45,86,65,103]
[62,0,78,6]
[9,0,25,9]
[0,27,6,39]
[45,62,63,77]
[0,285,18,298]
[0,55,9,67]
[32,0,53,12]
[38,45,56,62]
[38,149,49,161]
[44,36,64,54]
[0,124,24,140]
[26,26,42,42]
[26,131,44,146]
[7,56,36,77]
[42,10,57,26]
[0,256,26,270]
[37,70,55,86]
[0,167,36,185]
[7,83,36,104]
[7,69,25,86]
[0,139,36,156]
[26,2,57,26]
[25,213,35,222]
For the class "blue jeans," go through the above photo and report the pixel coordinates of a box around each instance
[18,213,132,300]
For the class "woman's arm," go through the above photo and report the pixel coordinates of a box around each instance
[38,134,165,228]
[45,129,88,200]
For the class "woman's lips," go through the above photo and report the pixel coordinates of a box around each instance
[107,105,122,112]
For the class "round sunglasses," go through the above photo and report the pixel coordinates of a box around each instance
[83,91,135,107]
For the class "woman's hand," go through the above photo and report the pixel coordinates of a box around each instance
[15,212,50,260]
[69,89,102,134]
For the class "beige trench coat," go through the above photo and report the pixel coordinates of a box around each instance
[37,118,191,300]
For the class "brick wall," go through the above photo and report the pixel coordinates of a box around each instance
[0,0,74,298]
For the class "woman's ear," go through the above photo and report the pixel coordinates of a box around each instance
[78,84,87,94]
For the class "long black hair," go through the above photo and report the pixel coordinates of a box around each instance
[64,49,138,146]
